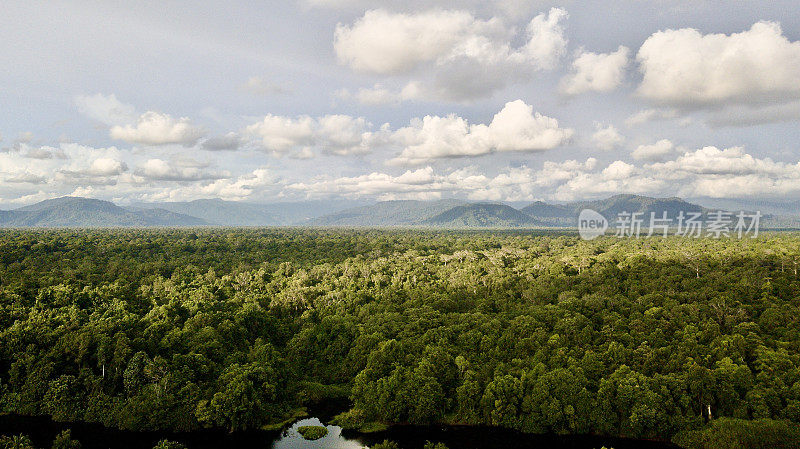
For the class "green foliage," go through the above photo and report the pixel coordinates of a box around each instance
[51,430,81,449]
[371,440,400,449]
[297,425,328,440]
[0,435,35,449]
[674,418,800,449]
[1,229,800,443]
[151,440,186,449]
[423,442,449,449]
[331,408,367,430]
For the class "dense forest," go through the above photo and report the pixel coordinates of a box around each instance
[1,229,800,448]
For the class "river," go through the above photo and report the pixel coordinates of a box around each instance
[0,415,680,449]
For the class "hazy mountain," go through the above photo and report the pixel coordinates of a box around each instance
[1,197,207,227]
[3,195,797,228]
[571,194,704,220]
[132,199,280,226]
[132,199,362,226]
[519,195,706,226]
[307,199,467,226]
[520,201,574,226]
[691,197,800,218]
[423,203,543,228]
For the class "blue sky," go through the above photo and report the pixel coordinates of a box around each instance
[1,0,799,205]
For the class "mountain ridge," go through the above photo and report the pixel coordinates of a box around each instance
[0,197,207,227]
[1,195,797,228]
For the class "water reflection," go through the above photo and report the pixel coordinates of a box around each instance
[0,414,679,449]
[272,418,366,449]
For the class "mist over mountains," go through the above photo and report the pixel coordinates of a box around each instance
[0,195,797,228]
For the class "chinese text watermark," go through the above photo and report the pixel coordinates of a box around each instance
[578,209,761,240]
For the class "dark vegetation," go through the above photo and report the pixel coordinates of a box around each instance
[1,229,800,448]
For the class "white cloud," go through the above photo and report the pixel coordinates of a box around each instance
[75,94,138,126]
[1,191,52,205]
[110,111,206,146]
[591,123,624,151]
[637,21,800,107]
[120,167,278,203]
[334,8,568,102]
[624,108,679,127]
[389,99,572,165]
[560,46,629,95]
[334,9,484,75]
[246,115,315,152]
[135,158,226,181]
[49,144,129,186]
[534,158,598,187]
[245,114,388,156]
[84,158,128,176]
[338,83,422,106]
[287,166,516,201]
[648,146,789,176]
[631,139,676,161]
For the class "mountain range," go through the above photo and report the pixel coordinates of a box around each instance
[0,195,796,228]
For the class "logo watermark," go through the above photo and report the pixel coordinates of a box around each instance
[578,209,608,240]
[578,209,762,240]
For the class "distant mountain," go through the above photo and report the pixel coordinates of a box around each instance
[423,203,542,228]
[519,194,706,226]
[307,199,466,226]
[132,199,281,226]
[0,197,206,227]
[571,194,704,222]
[3,194,797,229]
[520,201,574,226]
[132,198,362,226]
[691,197,800,218]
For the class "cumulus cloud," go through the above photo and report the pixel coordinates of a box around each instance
[285,157,655,203]
[283,144,800,202]
[389,100,573,165]
[560,46,629,95]
[637,21,800,107]
[57,158,128,184]
[287,165,541,202]
[75,94,138,126]
[648,146,790,176]
[134,159,226,181]
[591,123,624,151]
[246,114,388,156]
[0,143,131,190]
[110,111,206,146]
[47,145,130,186]
[334,8,568,102]
[631,139,676,161]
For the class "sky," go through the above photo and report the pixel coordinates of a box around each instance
[1,0,799,206]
